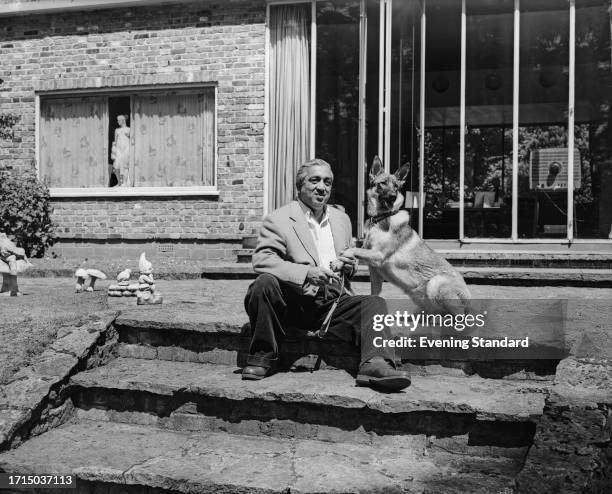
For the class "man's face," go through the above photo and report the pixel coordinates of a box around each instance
[298,165,333,212]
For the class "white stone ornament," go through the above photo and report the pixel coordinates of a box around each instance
[134,253,161,305]
[85,268,107,292]
[139,274,154,284]
[117,268,131,282]
[75,268,88,293]
[139,252,153,275]
[107,256,161,304]
[0,233,32,296]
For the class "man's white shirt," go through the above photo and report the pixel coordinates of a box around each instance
[298,200,337,270]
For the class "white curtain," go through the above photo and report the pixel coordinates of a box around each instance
[39,97,108,188]
[269,4,311,210]
[132,91,214,187]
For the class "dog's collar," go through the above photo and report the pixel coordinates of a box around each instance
[370,209,399,225]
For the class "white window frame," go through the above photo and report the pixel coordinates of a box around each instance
[35,84,219,198]
[454,0,607,243]
[265,0,612,243]
[418,0,426,238]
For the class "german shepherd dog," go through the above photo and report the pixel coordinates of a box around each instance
[344,157,471,314]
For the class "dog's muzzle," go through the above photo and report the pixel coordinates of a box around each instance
[383,194,397,209]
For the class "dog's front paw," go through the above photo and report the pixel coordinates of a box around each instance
[341,248,354,258]
[329,259,344,273]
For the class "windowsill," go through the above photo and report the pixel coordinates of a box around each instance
[50,186,220,198]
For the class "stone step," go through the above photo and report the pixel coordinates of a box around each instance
[204,264,612,286]
[68,357,548,447]
[114,312,361,371]
[235,248,612,269]
[114,312,559,379]
[0,419,525,494]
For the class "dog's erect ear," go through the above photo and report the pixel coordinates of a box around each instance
[369,156,384,183]
[394,163,410,185]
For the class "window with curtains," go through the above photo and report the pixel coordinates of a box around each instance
[39,88,216,190]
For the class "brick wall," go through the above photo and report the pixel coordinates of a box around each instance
[52,239,241,262]
[0,0,265,257]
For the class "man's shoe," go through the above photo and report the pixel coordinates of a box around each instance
[356,357,411,392]
[242,353,277,381]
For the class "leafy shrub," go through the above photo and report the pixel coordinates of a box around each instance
[0,113,19,140]
[0,167,56,257]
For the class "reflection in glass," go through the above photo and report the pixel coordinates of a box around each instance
[423,0,461,239]
[424,127,460,238]
[518,1,569,238]
[364,0,380,168]
[574,1,612,239]
[464,0,513,238]
[389,0,421,230]
[316,0,360,230]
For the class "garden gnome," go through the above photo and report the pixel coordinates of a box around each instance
[136,252,162,305]
[0,233,32,296]
[139,252,153,275]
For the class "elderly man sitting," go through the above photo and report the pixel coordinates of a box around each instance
[242,159,410,392]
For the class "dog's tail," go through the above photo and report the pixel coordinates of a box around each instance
[427,275,472,316]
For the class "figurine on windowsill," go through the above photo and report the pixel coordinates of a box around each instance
[111,114,131,187]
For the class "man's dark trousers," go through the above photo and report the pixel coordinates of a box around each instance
[244,273,395,365]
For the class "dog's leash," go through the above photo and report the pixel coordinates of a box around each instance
[305,273,346,372]
[307,274,346,339]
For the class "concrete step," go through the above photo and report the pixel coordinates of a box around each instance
[114,311,560,379]
[68,357,548,447]
[205,264,612,286]
[0,419,525,494]
[23,260,612,285]
[236,248,612,269]
[114,311,361,371]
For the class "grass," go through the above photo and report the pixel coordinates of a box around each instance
[0,288,109,385]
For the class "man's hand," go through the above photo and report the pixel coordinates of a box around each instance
[337,249,358,275]
[305,266,340,286]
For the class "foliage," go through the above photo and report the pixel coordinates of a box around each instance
[0,167,56,257]
[0,113,19,140]
[424,129,461,220]
[423,122,603,222]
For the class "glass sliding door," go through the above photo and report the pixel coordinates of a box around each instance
[573,0,612,239]
[362,0,422,234]
[315,0,361,228]
[518,1,569,239]
[423,0,462,239]
[364,0,381,168]
[464,0,514,238]
[388,0,422,230]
